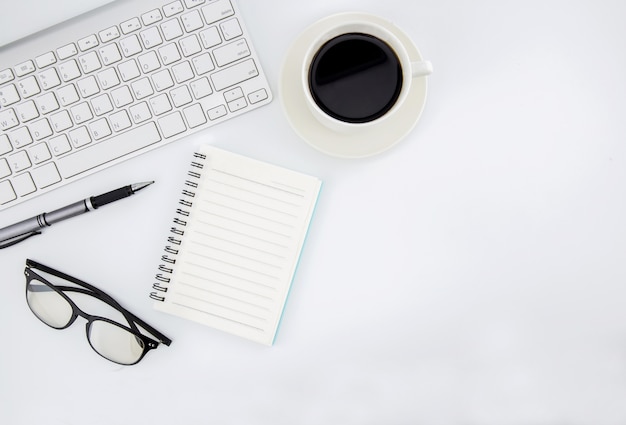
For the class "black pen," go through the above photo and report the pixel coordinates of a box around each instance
[0,181,154,248]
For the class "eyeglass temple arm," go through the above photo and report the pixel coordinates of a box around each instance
[26,259,172,346]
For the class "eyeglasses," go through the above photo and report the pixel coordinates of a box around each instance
[24,259,171,365]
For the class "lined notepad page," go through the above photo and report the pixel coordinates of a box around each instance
[154,146,321,345]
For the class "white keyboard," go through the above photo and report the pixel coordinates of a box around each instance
[0,0,272,211]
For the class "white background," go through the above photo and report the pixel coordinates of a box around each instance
[2,0,626,424]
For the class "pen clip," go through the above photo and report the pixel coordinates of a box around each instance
[0,231,42,249]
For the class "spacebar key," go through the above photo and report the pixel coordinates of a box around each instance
[57,123,162,179]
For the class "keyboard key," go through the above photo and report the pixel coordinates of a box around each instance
[49,134,72,156]
[227,97,247,112]
[50,110,73,132]
[172,61,194,83]
[181,10,203,32]
[78,52,102,74]
[13,172,36,196]
[138,51,161,73]
[192,53,214,75]
[0,158,10,178]
[90,118,112,140]
[8,150,32,173]
[68,126,92,148]
[163,1,184,17]
[158,43,182,65]
[152,69,175,91]
[77,34,99,51]
[184,0,205,8]
[129,102,152,123]
[70,102,93,124]
[30,118,53,140]
[28,142,52,164]
[99,44,123,66]
[0,69,15,84]
[150,93,172,116]
[16,100,39,122]
[9,127,33,148]
[190,77,212,99]
[0,109,19,131]
[59,60,82,82]
[91,93,114,116]
[97,68,121,89]
[183,103,206,128]
[57,43,78,60]
[99,26,121,43]
[18,76,42,99]
[15,60,36,77]
[161,19,183,41]
[157,111,186,138]
[57,123,161,178]
[207,104,227,120]
[131,78,154,100]
[31,163,61,189]
[36,92,60,114]
[110,110,132,131]
[120,35,142,57]
[141,9,163,26]
[15,100,39,122]
[0,134,12,155]
[220,18,242,40]
[111,86,134,107]
[211,58,258,91]
[199,27,221,48]
[140,27,163,49]
[39,68,62,90]
[77,76,100,98]
[35,52,57,69]
[117,59,141,81]
[170,86,192,107]
[0,181,17,204]
[56,84,80,106]
[120,17,142,34]
[223,87,243,102]
[179,35,202,57]
[201,0,234,24]
[248,88,268,104]
[213,39,250,67]
[0,84,20,107]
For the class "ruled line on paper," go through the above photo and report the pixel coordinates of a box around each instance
[195,221,290,249]
[182,260,279,290]
[201,199,297,229]
[198,211,293,239]
[194,229,287,260]
[176,285,271,316]
[204,178,302,207]
[189,239,284,269]
[213,168,307,198]
[171,302,267,332]
[204,188,300,218]
[177,279,272,311]
[185,252,282,280]
[180,271,274,301]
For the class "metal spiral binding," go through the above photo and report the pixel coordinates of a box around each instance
[152,150,206,302]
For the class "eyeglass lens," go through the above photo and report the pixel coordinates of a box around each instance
[26,277,146,365]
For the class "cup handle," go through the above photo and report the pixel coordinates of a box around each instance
[411,60,433,77]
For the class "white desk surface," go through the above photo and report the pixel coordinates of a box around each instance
[2,0,626,424]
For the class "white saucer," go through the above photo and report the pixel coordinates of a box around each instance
[279,12,429,159]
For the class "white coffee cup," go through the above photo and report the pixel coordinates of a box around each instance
[301,15,432,134]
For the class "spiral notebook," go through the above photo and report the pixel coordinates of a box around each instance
[150,146,321,345]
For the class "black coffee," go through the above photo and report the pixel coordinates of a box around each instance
[308,33,403,124]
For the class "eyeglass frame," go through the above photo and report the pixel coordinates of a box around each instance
[24,258,172,365]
